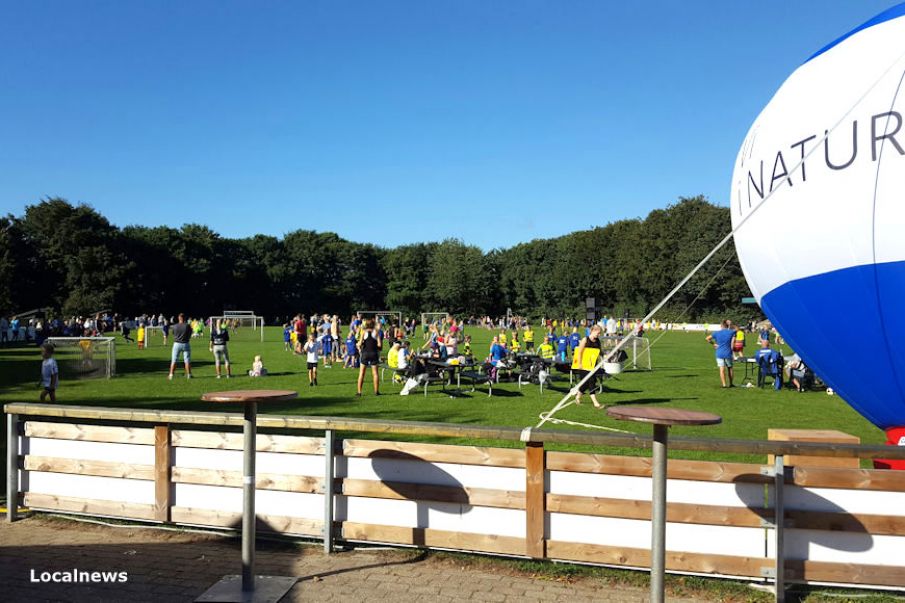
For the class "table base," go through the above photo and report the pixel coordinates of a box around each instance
[195,575,298,603]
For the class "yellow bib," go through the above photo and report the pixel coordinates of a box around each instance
[571,346,601,371]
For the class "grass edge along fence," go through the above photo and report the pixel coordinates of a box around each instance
[6,403,905,602]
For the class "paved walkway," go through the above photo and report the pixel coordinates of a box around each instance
[0,515,706,602]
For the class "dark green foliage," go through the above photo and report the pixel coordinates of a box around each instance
[0,196,751,320]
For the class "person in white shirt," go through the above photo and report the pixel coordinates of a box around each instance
[40,343,59,402]
[304,333,319,386]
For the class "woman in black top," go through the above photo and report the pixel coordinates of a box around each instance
[357,319,382,396]
[574,324,603,408]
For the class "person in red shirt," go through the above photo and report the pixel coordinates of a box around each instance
[293,315,307,343]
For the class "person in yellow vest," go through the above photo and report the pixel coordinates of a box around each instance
[733,327,746,360]
[510,331,520,353]
[523,325,535,351]
[387,341,403,383]
[498,330,508,347]
[538,335,555,361]
[136,324,145,350]
[572,324,604,408]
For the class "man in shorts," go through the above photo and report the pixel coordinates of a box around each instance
[168,313,193,380]
[706,319,735,387]
[209,319,232,379]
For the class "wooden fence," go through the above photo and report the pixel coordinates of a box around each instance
[6,403,905,601]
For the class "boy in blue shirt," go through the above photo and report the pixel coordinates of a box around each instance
[556,333,570,362]
[344,333,359,368]
[706,319,736,387]
[569,328,582,352]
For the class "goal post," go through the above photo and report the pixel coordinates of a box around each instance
[143,325,164,346]
[600,334,652,371]
[43,337,116,379]
[209,315,265,342]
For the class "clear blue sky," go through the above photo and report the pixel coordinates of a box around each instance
[0,1,896,250]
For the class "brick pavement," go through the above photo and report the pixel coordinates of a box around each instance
[0,515,704,602]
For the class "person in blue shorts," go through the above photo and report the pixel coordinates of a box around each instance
[344,331,359,368]
[556,332,570,363]
[706,319,736,388]
[321,331,334,367]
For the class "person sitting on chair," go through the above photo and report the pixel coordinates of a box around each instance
[755,339,782,390]
[785,353,810,392]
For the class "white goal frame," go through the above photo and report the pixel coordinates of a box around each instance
[600,334,652,371]
[44,336,116,379]
[142,325,164,346]
[223,310,256,317]
[209,315,265,342]
[357,310,403,329]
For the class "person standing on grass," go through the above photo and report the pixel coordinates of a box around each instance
[356,318,382,396]
[706,319,735,388]
[303,333,319,386]
[210,320,232,379]
[168,313,193,380]
[573,324,604,409]
[40,343,58,402]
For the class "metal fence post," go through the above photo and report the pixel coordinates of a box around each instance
[323,429,335,553]
[7,413,18,522]
[774,455,785,603]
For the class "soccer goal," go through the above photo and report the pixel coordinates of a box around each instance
[143,325,164,346]
[358,310,403,329]
[600,334,652,370]
[209,315,265,342]
[44,337,116,379]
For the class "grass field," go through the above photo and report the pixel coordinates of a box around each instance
[0,324,885,473]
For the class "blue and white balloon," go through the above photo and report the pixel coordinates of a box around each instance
[731,4,905,436]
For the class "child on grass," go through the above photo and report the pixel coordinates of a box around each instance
[248,355,267,377]
[40,343,58,402]
[304,333,319,386]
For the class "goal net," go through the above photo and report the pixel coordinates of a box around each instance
[44,337,116,379]
[142,325,164,346]
[209,315,265,342]
[600,334,652,370]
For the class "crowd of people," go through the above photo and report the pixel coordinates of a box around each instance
[705,319,814,392]
[16,306,828,403]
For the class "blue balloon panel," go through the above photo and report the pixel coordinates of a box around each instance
[761,261,905,430]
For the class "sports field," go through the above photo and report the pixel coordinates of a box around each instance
[0,325,883,469]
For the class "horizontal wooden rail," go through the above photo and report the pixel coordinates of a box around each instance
[7,402,905,459]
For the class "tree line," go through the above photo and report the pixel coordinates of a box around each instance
[0,196,752,322]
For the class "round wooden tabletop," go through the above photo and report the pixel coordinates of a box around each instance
[200,389,298,404]
[606,406,722,426]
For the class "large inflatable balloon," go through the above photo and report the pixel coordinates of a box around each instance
[731,3,905,463]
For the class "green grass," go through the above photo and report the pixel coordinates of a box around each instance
[0,325,884,470]
[0,329,898,600]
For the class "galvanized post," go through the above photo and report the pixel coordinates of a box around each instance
[241,401,257,592]
[6,413,18,522]
[774,455,785,603]
[650,423,668,603]
[323,429,335,554]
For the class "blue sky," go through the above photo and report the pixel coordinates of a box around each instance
[0,1,896,249]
